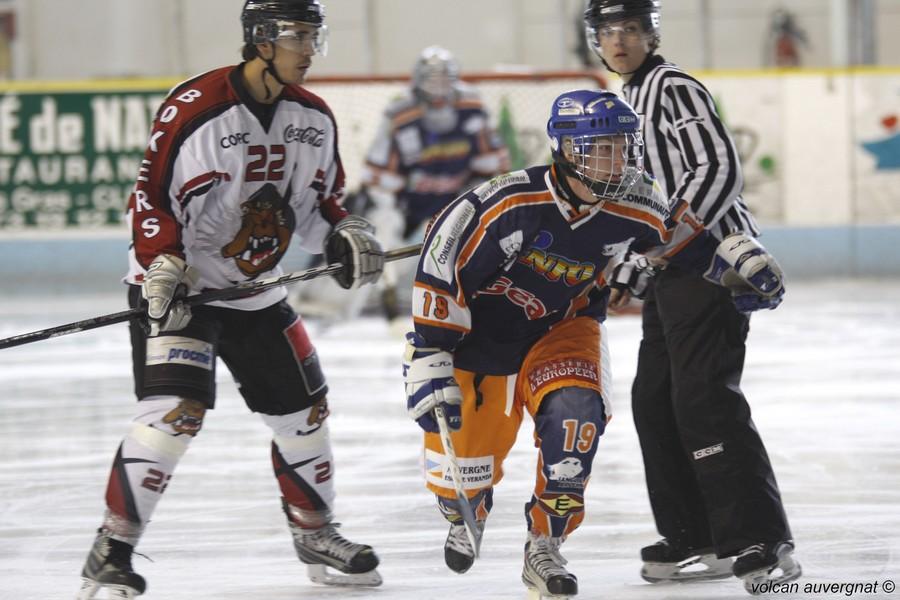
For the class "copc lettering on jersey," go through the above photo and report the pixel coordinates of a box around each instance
[134,88,204,240]
[220,132,251,148]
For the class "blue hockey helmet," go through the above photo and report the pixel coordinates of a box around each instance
[547,89,644,202]
[242,0,328,56]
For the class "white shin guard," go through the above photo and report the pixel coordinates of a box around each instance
[262,404,336,523]
[103,397,198,536]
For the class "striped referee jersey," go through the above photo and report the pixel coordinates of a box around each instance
[622,54,760,240]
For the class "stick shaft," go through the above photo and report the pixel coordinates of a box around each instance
[434,406,481,558]
[0,243,422,351]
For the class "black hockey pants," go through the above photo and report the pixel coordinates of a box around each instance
[632,266,791,558]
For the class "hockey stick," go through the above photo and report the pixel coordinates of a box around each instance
[0,243,423,350]
[434,405,482,559]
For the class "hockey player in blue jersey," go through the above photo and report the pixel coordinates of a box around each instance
[362,46,509,321]
[402,89,784,599]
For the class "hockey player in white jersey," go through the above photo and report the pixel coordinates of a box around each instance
[76,2,384,598]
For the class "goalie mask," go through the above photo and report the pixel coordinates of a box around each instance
[412,46,461,105]
[242,0,328,56]
[584,0,661,63]
[548,90,644,202]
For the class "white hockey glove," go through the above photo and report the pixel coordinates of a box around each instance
[403,332,462,433]
[610,251,656,300]
[142,254,195,336]
[324,215,385,289]
[703,233,785,312]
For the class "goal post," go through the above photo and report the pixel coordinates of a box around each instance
[304,70,610,192]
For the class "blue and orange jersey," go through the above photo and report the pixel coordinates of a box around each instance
[412,164,718,374]
[362,85,509,232]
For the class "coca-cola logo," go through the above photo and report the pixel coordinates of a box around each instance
[284,124,325,147]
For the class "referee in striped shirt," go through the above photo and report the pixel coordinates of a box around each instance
[585,0,801,591]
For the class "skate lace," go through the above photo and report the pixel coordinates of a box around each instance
[446,525,474,557]
[307,524,364,562]
[528,536,568,578]
[737,544,766,559]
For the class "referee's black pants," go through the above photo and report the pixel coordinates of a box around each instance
[632,265,791,558]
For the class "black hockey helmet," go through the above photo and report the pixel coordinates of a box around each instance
[584,0,661,54]
[241,0,326,45]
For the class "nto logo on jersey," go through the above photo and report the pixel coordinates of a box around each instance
[284,124,325,146]
[518,230,596,286]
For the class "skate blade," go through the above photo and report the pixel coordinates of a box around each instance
[641,554,734,583]
[307,563,383,587]
[525,585,572,600]
[522,575,574,599]
[76,579,138,600]
[742,557,802,595]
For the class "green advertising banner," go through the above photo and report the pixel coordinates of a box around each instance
[0,81,174,230]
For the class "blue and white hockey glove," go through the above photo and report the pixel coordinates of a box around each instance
[703,233,785,312]
[403,332,462,433]
[324,215,385,289]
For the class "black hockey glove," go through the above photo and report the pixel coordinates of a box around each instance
[324,215,385,289]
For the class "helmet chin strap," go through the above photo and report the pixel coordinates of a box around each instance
[553,161,607,211]
[261,46,288,100]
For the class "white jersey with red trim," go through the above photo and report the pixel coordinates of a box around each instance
[411,165,718,374]
[125,64,349,311]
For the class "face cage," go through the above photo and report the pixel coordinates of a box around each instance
[567,133,644,201]
[414,61,459,103]
[418,72,457,102]
[253,21,329,56]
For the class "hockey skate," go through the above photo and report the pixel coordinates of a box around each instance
[733,541,801,595]
[289,522,382,586]
[444,520,486,574]
[76,529,146,600]
[640,538,733,583]
[521,533,577,599]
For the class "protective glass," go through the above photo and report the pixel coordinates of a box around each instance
[585,20,654,56]
[256,21,329,56]
[566,132,644,200]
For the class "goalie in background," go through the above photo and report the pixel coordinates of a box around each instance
[403,88,785,599]
[585,0,801,593]
[361,45,510,329]
[76,2,385,598]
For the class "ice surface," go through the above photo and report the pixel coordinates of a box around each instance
[1,279,899,599]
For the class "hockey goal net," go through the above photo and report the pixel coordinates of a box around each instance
[304,70,609,192]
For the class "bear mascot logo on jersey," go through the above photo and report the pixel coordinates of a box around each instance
[221,183,296,277]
